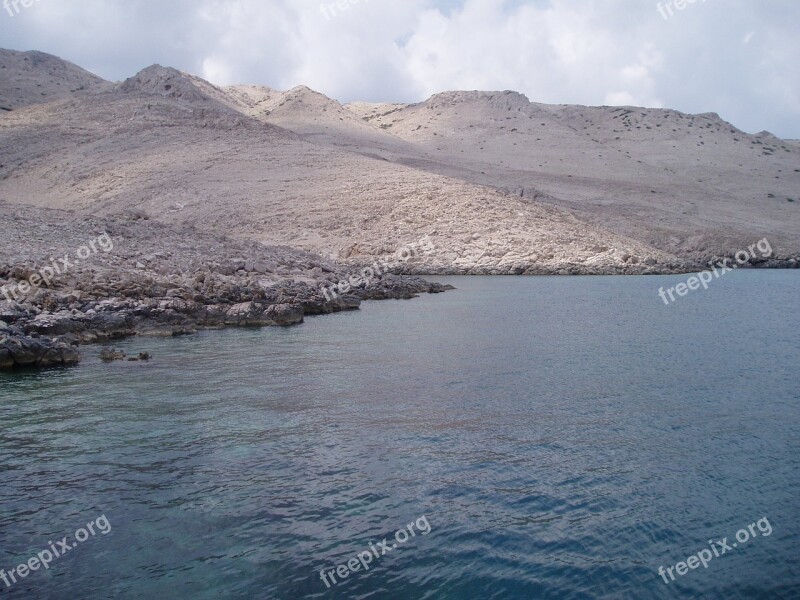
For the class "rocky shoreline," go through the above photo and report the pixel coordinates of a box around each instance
[0,275,450,370]
[1,204,796,371]
[0,207,451,370]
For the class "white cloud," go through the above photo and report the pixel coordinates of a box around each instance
[201,56,232,85]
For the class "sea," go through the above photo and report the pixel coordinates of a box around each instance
[1,273,798,599]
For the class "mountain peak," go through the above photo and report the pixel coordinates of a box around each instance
[118,65,210,102]
[424,89,532,109]
[0,48,108,110]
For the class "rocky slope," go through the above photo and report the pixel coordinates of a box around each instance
[349,91,800,262]
[0,57,715,276]
[0,49,110,111]
[1,53,797,273]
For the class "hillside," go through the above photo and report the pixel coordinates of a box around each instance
[347,91,800,261]
[0,49,109,111]
[0,50,798,276]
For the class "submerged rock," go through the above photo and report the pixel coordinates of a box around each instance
[100,347,126,362]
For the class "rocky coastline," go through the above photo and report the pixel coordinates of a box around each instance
[1,204,795,371]
[0,275,450,370]
[0,207,451,370]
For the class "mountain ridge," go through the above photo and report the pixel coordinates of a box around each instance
[1,49,798,275]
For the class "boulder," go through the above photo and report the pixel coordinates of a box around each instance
[100,348,126,362]
[0,333,81,369]
[264,303,304,326]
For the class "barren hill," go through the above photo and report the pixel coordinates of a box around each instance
[0,49,109,111]
[349,91,800,262]
[1,51,798,276]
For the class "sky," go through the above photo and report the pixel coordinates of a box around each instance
[1,0,799,138]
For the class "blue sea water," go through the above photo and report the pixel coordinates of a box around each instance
[1,273,799,599]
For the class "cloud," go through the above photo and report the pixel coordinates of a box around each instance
[0,0,797,137]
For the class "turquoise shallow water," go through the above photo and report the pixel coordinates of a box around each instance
[1,273,799,599]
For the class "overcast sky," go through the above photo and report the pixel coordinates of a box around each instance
[1,0,798,137]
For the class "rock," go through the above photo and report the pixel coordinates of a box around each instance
[224,301,259,325]
[28,312,77,336]
[0,301,27,323]
[264,303,304,326]
[0,333,80,369]
[60,345,81,365]
[5,336,42,365]
[39,347,67,367]
[255,262,276,274]
[100,347,126,362]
